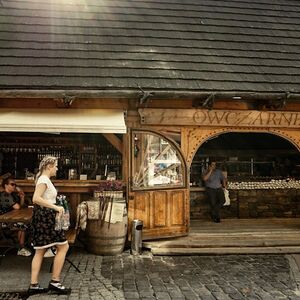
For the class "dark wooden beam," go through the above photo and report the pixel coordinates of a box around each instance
[102,133,123,154]
[0,90,299,101]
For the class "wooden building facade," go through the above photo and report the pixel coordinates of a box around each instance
[0,0,299,244]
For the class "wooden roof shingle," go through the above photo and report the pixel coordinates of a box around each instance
[0,0,299,95]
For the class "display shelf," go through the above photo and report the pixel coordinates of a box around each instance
[0,135,122,180]
[190,156,274,180]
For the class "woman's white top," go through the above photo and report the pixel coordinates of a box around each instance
[36,175,57,204]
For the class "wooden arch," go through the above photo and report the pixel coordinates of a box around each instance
[182,127,300,167]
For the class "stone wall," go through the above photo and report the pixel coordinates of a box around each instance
[190,189,300,220]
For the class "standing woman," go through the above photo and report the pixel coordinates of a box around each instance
[28,156,71,295]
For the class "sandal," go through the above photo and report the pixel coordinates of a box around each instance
[48,280,71,294]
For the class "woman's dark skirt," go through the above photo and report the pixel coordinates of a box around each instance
[31,205,67,249]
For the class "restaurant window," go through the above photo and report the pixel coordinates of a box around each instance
[0,132,123,180]
[131,131,185,190]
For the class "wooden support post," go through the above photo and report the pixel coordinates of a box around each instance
[103,133,123,153]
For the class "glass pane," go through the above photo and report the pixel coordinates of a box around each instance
[132,131,184,189]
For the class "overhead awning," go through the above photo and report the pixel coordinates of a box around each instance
[0,109,126,133]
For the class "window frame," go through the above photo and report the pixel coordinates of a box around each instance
[130,129,187,191]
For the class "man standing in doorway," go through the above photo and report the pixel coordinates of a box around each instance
[202,160,226,223]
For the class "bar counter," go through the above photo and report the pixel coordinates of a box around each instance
[190,181,300,220]
[15,179,104,193]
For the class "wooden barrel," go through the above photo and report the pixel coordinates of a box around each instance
[85,198,127,255]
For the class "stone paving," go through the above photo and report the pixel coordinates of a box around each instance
[1,248,300,299]
[101,252,300,300]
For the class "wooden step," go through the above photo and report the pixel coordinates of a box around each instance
[150,246,300,255]
[145,219,300,255]
[143,234,300,249]
[144,241,300,249]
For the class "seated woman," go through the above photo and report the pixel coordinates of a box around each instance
[0,176,32,256]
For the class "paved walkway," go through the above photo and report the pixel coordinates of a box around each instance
[1,248,300,299]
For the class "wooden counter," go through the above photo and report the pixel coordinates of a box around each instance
[190,187,300,220]
[15,179,103,193]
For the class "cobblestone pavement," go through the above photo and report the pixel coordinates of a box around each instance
[101,252,300,300]
[1,249,300,299]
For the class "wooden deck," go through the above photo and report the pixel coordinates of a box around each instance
[143,218,300,255]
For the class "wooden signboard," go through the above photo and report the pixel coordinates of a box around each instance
[139,109,300,128]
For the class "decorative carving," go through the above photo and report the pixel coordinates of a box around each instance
[138,111,300,169]
[269,129,300,152]
[192,94,217,109]
[253,98,287,111]
[54,95,76,108]
[137,85,154,105]
[184,127,300,166]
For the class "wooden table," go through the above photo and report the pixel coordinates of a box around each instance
[0,208,33,259]
[0,207,33,224]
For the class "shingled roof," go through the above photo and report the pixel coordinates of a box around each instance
[0,0,299,96]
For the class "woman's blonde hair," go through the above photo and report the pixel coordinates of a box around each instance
[35,156,57,183]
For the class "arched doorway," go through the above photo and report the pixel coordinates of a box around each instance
[190,132,300,221]
[182,128,300,166]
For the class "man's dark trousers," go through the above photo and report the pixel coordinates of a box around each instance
[206,187,225,221]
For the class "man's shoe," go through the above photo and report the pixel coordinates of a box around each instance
[27,284,47,295]
[17,247,32,257]
[48,281,71,295]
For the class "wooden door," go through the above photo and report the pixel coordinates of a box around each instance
[128,130,189,240]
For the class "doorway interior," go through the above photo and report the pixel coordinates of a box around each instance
[190,132,300,220]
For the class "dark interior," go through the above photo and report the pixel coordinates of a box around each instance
[191,133,300,182]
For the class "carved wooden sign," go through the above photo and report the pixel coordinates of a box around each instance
[139,108,300,128]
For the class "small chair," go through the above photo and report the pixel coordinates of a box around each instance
[65,227,81,273]
[49,227,81,273]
